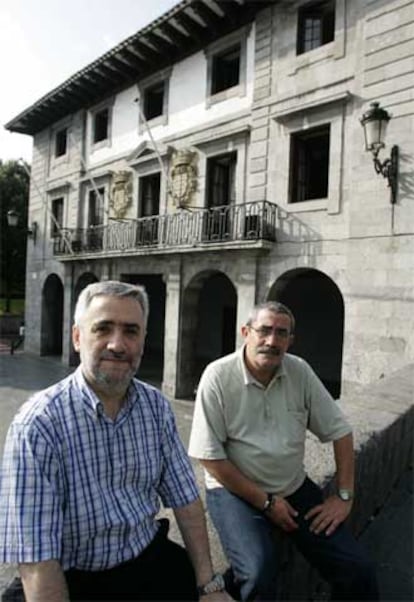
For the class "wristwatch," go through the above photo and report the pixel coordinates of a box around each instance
[337,488,354,501]
[197,573,225,596]
[262,492,275,514]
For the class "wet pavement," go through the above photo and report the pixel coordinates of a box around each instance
[0,351,412,600]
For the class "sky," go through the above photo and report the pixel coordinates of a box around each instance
[0,0,179,163]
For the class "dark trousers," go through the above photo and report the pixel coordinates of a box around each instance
[207,478,379,601]
[65,521,198,601]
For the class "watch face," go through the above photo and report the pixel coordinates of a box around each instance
[338,489,353,501]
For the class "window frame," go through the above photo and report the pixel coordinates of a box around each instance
[138,68,171,133]
[269,101,346,215]
[50,196,65,238]
[205,26,250,108]
[54,128,68,158]
[90,99,114,151]
[138,172,161,217]
[296,0,336,56]
[289,124,331,204]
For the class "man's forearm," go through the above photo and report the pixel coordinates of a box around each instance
[19,559,69,602]
[173,498,215,586]
[333,432,355,490]
[200,458,269,511]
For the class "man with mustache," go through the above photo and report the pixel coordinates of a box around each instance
[189,301,378,601]
[0,281,231,602]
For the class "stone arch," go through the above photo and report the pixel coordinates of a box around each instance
[177,270,237,398]
[41,273,64,356]
[268,268,344,398]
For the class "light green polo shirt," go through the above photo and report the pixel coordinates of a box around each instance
[188,348,351,497]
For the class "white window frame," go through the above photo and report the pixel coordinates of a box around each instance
[90,98,114,151]
[288,0,345,76]
[137,67,172,133]
[269,101,346,214]
[204,26,250,108]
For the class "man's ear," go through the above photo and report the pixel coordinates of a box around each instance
[288,334,295,349]
[241,324,249,339]
[72,324,81,352]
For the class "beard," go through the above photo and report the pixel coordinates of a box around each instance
[87,351,142,396]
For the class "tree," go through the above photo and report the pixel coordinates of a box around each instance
[0,159,30,313]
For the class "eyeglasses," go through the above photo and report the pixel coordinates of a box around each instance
[248,325,291,340]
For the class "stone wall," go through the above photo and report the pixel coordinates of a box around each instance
[277,364,414,600]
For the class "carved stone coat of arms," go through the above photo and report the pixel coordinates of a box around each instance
[169,149,198,208]
[110,171,133,218]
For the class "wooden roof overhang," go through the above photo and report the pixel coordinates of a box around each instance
[6,0,274,135]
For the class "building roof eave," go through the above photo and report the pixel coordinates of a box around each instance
[5,0,274,136]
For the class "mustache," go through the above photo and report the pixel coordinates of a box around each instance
[257,346,281,356]
[100,351,128,361]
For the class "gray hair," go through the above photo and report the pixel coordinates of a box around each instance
[246,301,295,334]
[74,280,149,326]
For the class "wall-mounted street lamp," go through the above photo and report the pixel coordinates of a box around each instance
[7,209,38,243]
[360,102,399,204]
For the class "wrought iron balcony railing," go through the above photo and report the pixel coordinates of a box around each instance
[53,200,278,256]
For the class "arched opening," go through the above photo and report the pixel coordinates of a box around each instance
[268,268,344,398]
[41,274,64,356]
[178,271,237,398]
[70,272,99,366]
[122,274,166,387]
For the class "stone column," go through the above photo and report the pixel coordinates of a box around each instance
[235,264,257,348]
[62,263,75,366]
[162,270,181,398]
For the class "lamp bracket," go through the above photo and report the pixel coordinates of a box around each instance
[371,145,399,204]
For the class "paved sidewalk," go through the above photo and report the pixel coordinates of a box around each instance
[0,353,412,600]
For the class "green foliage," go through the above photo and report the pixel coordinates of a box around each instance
[0,159,30,312]
[0,298,25,315]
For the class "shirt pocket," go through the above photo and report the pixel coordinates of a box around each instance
[286,410,308,444]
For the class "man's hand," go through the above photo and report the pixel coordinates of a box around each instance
[266,496,299,532]
[305,494,352,536]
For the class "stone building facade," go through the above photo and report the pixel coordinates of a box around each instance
[7,0,414,400]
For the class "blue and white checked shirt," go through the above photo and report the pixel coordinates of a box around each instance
[0,368,199,570]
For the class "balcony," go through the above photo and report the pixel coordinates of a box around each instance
[53,200,279,259]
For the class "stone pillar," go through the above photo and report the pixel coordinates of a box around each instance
[235,264,257,348]
[62,263,75,366]
[162,271,181,398]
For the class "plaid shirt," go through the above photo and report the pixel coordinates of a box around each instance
[0,368,199,570]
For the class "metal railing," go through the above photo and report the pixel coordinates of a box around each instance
[53,200,278,256]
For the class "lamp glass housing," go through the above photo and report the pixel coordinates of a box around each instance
[363,118,389,153]
[7,210,19,227]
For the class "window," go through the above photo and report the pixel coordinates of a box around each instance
[297,1,335,55]
[137,173,160,244]
[93,108,109,143]
[88,188,105,225]
[55,128,67,157]
[139,173,160,217]
[143,82,165,121]
[289,125,330,203]
[206,153,237,208]
[211,44,241,95]
[51,197,64,237]
[204,153,237,241]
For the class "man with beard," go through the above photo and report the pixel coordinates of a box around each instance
[0,281,231,602]
[189,301,378,601]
